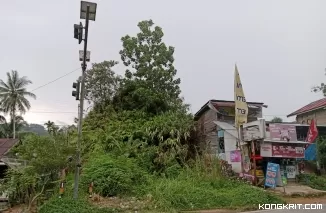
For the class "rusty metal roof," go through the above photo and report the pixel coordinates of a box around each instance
[287,98,326,117]
[0,139,19,157]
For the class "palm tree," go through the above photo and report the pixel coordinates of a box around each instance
[44,120,59,135]
[0,109,5,124]
[44,120,55,133]
[0,70,36,138]
[0,116,26,138]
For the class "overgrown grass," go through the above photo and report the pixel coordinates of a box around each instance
[39,197,120,213]
[142,156,284,212]
[55,154,285,212]
[298,174,326,191]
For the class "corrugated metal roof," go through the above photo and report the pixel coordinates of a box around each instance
[0,139,19,157]
[213,121,238,138]
[287,98,326,117]
[194,99,267,119]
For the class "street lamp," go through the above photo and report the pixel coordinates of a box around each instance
[73,1,97,200]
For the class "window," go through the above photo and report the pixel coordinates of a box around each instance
[218,137,225,153]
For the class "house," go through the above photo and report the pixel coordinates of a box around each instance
[194,100,267,173]
[0,138,19,205]
[0,138,19,177]
[287,98,326,125]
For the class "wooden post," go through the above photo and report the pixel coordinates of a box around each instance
[252,140,257,185]
[238,126,245,174]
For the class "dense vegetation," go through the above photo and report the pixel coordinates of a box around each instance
[0,20,284,212]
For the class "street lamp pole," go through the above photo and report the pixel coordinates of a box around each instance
[73,1,97,200]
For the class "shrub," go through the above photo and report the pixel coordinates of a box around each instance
[39,197,119,213]
[298,173,326,190]
[81,154,148,197]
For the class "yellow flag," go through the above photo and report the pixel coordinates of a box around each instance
[234,64,248,128]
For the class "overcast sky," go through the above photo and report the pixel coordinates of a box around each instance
[1,0,326,126]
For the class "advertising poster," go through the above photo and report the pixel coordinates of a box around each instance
[272,144,304,158]
[265,162,282,188]
[230,150,241,162]
[269,124,297,142]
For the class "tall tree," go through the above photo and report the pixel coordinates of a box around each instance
[270,117,283,123]
[113,20,182,114]
[44,120,59,135]
[0,70,36,138]
[84,60,121,106]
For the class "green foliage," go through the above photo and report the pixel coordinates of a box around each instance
[39,197,120,213]
[83,109,194,174]
[13,135,75,175]
[147,176,284,211]
[1,135,75,206]
[270,116,283,123]
[297,173,326,191]
[0,70,36,138]
[0,115,27,138]
[85,60,121,105]
[81,154,148,197]
[113,19,184,115]
[44,120,59,135]
[0,70,36,114]
[317,137,326,167]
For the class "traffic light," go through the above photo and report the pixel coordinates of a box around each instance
[73,22,83,44]
[72,81,81,100]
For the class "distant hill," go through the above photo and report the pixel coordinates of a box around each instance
[21,123,48,135]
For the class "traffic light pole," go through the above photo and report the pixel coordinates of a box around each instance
[73,5,89,200]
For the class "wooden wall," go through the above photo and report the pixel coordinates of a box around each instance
[296,108,326,125]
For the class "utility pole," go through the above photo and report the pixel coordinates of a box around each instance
[72,1,97,200]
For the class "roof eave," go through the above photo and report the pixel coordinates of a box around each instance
[287,105,326,118]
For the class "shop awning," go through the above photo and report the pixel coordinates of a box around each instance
[213,121,238,138]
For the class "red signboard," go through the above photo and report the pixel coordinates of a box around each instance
[271,144,304,158]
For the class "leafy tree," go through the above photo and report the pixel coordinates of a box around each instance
[1,134,75,209]
[270,117,283,123]
[84,60,121,106]
[312,70,326,96]
[0,70,36,139]
[113,20,183,114]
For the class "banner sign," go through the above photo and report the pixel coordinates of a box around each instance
[272,144,304,158]
[230,150,241,162]
[234,65,248,128]
[265,162,282,188]
[306,119,318,143]
[305,144,316,161]
[269,124,297,142]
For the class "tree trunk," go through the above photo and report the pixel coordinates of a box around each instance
[12,110,16,139]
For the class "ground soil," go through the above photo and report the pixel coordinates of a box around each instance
[283,195,326,204]
[3,195,326,213]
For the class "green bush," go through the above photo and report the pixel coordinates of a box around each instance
[39,197,119,213]
[81,154,148,196]
[298,173,326,190]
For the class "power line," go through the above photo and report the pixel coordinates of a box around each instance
[24,110,293,117]
[31,67,81,92]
